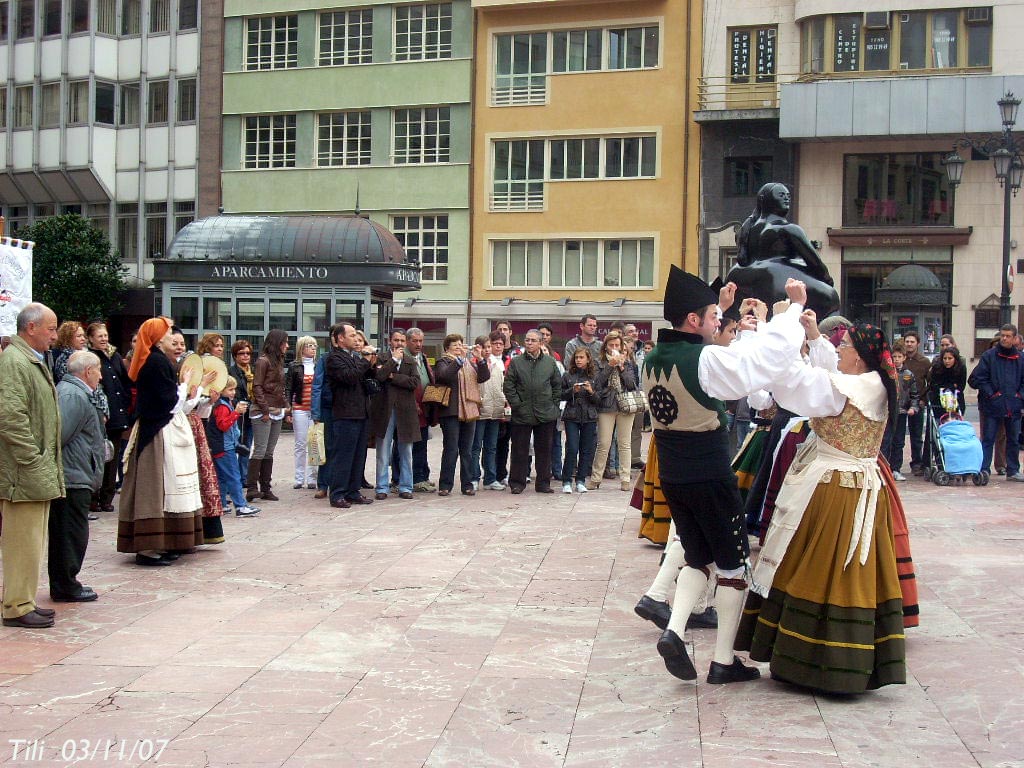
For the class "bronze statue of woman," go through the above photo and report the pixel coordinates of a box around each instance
[728,183,840,317]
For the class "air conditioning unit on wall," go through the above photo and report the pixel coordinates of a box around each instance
[966,7,991,25]
[864,11,891,29]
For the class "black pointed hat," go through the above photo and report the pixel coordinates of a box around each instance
[664,265,718,323]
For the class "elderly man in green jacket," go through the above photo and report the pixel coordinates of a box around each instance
[503,328,562,494]
[0,303,64,629]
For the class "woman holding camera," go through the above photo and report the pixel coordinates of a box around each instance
[560,347,599,493]
[433,334,490,496]
[589,331,638,491]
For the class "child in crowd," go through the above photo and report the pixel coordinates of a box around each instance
[884,343,919,481]
[206,376,261,516]
[560,347,600,493]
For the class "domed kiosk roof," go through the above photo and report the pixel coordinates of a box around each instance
[875,263,946,306]
[156,214,420,292]
[168,215,407,263]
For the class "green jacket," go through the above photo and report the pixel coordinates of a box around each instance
[503,352,561,425]
[0,335,65,502]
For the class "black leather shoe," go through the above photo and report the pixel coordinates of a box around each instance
[330,499,351,509]
[160,552,181,561]
[685,607,718,630]
[535,486,554,494]
[135,553,173,566]
[3,611,55,628]
[634,595,672,630]
[34,607,56,618]
[347,495,373,505]
[510,486,524,495]
[51,587,98,602]
[656,629,696,681]
[707,656,761,684]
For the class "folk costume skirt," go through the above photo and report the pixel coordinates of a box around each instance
[188,411,225,545]
[735,473,906,693]
[731,426,769,501]
[636,441,671,545]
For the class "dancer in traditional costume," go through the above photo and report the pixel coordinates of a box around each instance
[643,267,808,684]
[735,318,906,693]
[118,318,211,566]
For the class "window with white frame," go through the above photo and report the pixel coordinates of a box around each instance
[119,82,139,125]
[43,0,59,35]
[174,201,195,233]
[150,0,169,32]
[69,0,88,33]
[319,9,372,65]
[177,78,197,122]
[493,25,660,105]
[95,82,115,125]
[68,80,89,124]
[147,80,168,123]
[317,111,371,166]
[394,3,452,61]
[17,0,34,39]
[244,114,297,169]
[492,139,544,211]
[393,107,449,164]
[97,0,116,34]
[246,15,298,71]
[0,3,9,41]
[145,202,167,258]
[608,25,659,69]
[121,0,140,34]
[117,202,138,262]
[40,82,60,127]
[493,32,546,106]
[491,238,655,288]
[552,28,603,72]
[0,88,6,129]
[392,214,448,282]
[179,0,198,31]
[492,135,657,211]
[14,85,32,128]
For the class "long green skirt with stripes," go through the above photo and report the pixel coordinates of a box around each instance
[735,473,906,693]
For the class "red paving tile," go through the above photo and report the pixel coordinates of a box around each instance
[0,432,1021,767]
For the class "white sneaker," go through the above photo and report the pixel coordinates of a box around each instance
[893,471,907,481]
[575,482,587,493]
[472,481,479,491]
[486,481,506,491]
[235,505,260,517]
[562,483,573,494]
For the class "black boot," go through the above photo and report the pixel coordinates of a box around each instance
[260,458,279,501]
[246,458,261,502]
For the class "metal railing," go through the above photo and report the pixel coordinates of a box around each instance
[490,188,545,212]
[696,74,798,111]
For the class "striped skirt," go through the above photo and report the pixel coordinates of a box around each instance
[736,473,906,693]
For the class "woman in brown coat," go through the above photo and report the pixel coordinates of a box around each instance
[247,329,289,502]
[433,334,490,496]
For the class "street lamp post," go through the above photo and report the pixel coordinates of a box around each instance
[944,92,1024,327]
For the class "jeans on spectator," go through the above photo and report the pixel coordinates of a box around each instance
[471,419,500,485]
[496,421,511,483]
[982,411,1022,476]
[409,425,431,485]
[562,420,597,485]
[376,410,413,494]
[237,415,254,484]
[329,418,369,503]
[908,409,924,469]
[439,415,477,492]
[551,428,563,480]
[883,412,909,473]
[214,453,247,509]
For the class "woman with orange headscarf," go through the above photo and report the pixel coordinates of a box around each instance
[117,317,211,565]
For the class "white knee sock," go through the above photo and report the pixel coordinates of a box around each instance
[647,539,685,602]
[712,581,747,665]
[666,567,709,635]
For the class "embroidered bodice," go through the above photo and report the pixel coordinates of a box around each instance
[809,399,885,458]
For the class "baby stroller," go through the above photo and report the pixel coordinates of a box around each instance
[923,388,986,486]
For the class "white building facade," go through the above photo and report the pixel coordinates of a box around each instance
[0,0,200,283]
[701,1,1018,359]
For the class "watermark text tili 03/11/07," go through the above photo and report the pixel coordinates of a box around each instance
[8,738,170,763]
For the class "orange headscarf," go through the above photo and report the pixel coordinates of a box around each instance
[128,317,173,381]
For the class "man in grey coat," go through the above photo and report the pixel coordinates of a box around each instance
[49,350,106,602]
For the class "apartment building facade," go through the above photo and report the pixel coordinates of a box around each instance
[700,0,1015,358]
[469,0,702,344]
[202,0,470,347]
[0,0,201,285]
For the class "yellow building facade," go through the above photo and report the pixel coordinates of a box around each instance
[469,0,702,342]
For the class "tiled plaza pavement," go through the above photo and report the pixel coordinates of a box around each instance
[1,431,1022,768]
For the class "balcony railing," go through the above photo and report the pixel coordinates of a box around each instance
[696,74,797,112]
[492,82,547,107]
[490,188,545,212]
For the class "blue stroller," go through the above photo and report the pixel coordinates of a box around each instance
[923,388,986,486]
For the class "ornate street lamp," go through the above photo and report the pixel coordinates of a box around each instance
[945,92,1024,326]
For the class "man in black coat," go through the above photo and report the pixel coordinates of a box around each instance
[325,322,373,508]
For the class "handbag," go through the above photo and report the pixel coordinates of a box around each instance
[616,388,648,415]
[421,384,451,407]
[307,421,326,466]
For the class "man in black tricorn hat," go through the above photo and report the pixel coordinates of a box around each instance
[643,266,808,684]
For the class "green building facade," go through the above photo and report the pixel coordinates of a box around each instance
[220,0,472,332]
